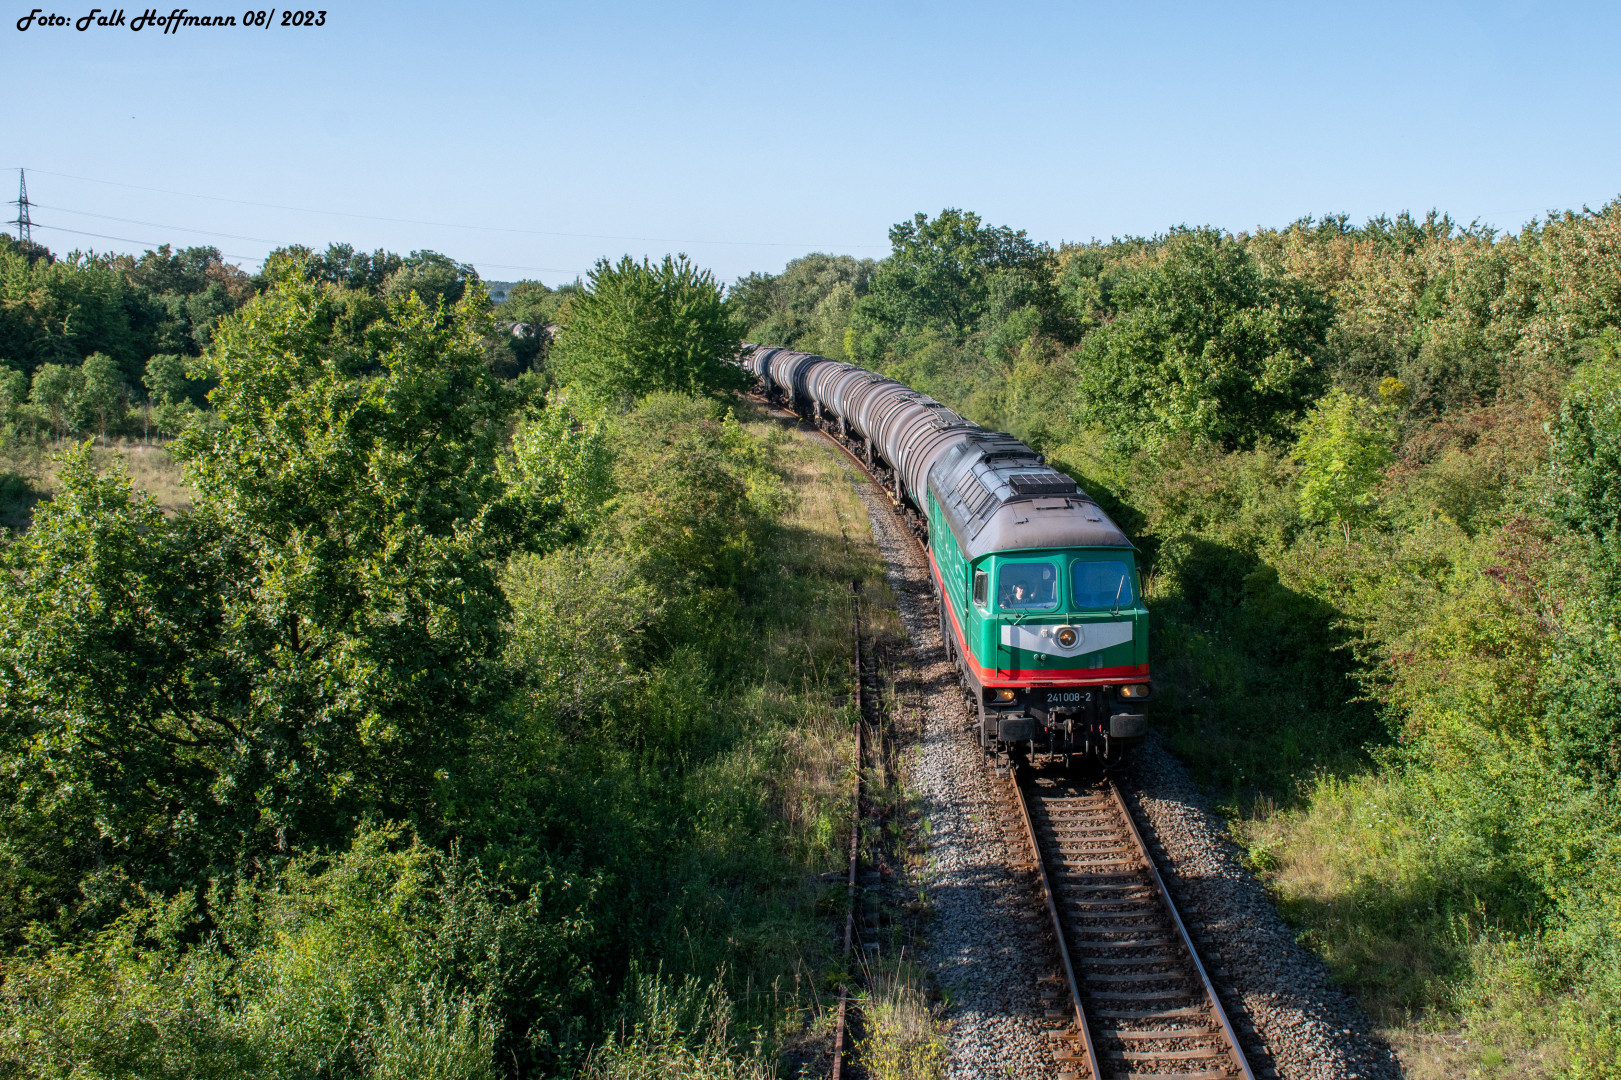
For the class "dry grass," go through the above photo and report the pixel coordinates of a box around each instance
[101,440,194,513]
[1,438,193,519]
[1380,1026,1560,1080]
[854,956,945,1080]
[1234,775,1582,1079]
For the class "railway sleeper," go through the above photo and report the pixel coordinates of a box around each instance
[1077,931,1178,943]
[1044,842,1138,855]
[1109,1046,1231,1060]
[1105,1028,1221,1040]
[1090,1006,1213,1020]
[1088,989,1205,1002]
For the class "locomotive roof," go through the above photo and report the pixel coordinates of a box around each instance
[927,432,1133,562]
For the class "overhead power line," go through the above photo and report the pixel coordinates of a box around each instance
[30,221,593,277]
[36,202,283,245]
[29,222,266,263]
[13,166,890,251]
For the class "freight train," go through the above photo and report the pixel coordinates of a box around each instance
[743,346,1150,765]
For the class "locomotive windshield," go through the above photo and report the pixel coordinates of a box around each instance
[998,561,1058,611]
[1072,560,1135,609]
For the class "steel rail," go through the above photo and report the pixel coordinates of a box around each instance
[1010,764,1102,1079]
[830,582,864,1080]
[1106,779,1255,1080]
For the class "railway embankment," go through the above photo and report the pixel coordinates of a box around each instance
[823,409,1403,1080]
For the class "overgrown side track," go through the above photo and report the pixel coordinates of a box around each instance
[831,581,865,1080]
[1012,767,1254,1080]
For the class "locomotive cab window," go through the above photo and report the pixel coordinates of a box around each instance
[998,561,1058,611]
[972,569,988,607]
[1072,560,1136,609]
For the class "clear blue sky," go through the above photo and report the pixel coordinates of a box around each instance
[5,0,1619,285]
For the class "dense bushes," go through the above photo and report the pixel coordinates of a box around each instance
[0,275,523,940]
[0,253,870,1078]
[0,830,590,1080]
[550,256,747,402]
[741,200,1621,1071]
[1072,227,1330,451]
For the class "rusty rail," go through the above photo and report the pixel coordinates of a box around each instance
[830,581,863,1080]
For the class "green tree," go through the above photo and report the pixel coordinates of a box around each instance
[171,273,523,849]
[1074,227,1331,451]
[382,250,479,315]
[269,242,404,293]
[143,352,199,437]
[501,280,574,331]
[551,255,746,401]
[852,209,1058,346]
[143,354,192,437]
[502,390,615,550]
[0,366,27,433]
[29,362,83,439]
[0,447,246,927]
[0,274,530,932]
[143,352,191,405]
[79,352,128,441]
[118,244,256,358]
[731,253,874,355]
[1292,388,1395,541]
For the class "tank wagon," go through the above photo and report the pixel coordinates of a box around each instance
[744,346,1150,764]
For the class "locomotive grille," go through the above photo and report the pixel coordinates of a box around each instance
[1008,472,1079,496]
[955,472,998,519]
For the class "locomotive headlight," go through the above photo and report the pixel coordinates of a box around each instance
[1119,683,1151,699]
[994,689,1017,702]
[1055,626,1079,649]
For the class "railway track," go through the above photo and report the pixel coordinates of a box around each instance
[761,394,1255,1080]
[1013,766,1254,1080]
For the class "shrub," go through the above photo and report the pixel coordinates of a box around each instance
[552,256,746,402]
[0,827,595,1080]
[1549,340,1621,542]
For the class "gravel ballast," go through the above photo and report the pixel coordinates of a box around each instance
[851,477,1060,1080]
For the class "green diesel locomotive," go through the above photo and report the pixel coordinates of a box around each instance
[745,346,1150,765]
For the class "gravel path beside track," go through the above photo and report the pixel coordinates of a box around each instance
[850,476,1059,1080]
[847,460,1406,1080]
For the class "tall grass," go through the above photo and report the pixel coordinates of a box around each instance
[580,970,772,1080]
[854,957,945,1080]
